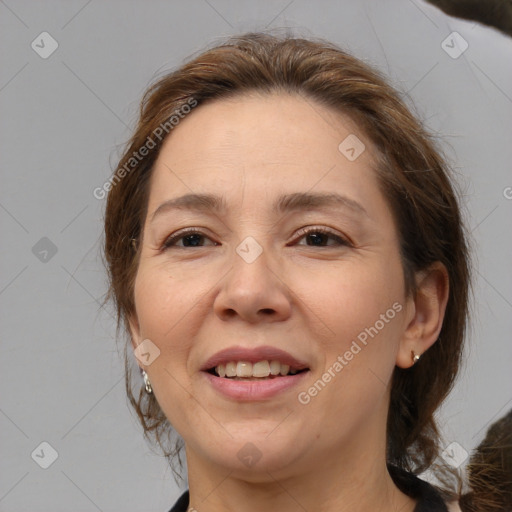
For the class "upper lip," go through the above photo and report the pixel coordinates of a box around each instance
[200,345,310,371]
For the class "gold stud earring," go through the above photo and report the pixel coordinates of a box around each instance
[411,350,421,364]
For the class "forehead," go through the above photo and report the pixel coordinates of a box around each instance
[146,92,386,219]
[157,91,373,166]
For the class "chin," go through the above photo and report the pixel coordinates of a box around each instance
[203,435,308,479]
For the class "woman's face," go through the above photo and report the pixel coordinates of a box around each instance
[129,92,414,478]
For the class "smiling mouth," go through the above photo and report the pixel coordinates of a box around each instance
[207,360,310,380]
[207,370,309,381]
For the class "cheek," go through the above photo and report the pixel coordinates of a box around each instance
[302,258,404,345]
[132,268,200,428]
[133,267,195,366]
[297,255,405,409]
[135,264,195,333]
[297,268,404,442]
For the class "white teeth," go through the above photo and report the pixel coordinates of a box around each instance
[252,360,270,378]
[225,362,236,377]
[214,360,303,378]
[236,361,253,377]
[269,360,281,375]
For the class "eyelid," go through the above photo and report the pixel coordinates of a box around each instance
[292,226,353,247]
[161,225,353,250]
[161,227,217,249]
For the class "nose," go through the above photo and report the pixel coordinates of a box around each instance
[213,240,292,324]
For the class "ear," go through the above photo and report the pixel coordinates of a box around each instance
[128,313,143,370]
[396,262,449,369]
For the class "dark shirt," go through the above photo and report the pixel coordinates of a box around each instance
[167,466,450,512]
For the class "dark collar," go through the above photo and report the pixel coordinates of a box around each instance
[388,464,449,512]
[167,467,450,512]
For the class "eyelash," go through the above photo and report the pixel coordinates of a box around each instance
[161,226,352,250]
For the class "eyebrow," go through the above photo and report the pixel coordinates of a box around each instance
[150,191,369,223]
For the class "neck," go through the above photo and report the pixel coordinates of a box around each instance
[186,458,415,512]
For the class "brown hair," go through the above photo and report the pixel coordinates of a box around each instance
[460,409,512,511]
[101,32,471,491]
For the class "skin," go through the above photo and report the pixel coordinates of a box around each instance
[128,92,449,512]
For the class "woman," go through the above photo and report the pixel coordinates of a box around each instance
[102,32,470,511]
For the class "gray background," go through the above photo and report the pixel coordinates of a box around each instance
[1,1,511,511]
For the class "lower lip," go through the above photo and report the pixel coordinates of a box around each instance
[202,371,310,401]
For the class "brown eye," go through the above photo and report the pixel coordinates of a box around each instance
[162,229,218,250]
[294,227,351,247]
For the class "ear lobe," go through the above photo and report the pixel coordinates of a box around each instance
[396,262,449,369]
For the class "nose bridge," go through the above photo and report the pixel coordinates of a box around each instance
[232,234,274,293]
[235,235,266,266]
[214,233,291,322]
